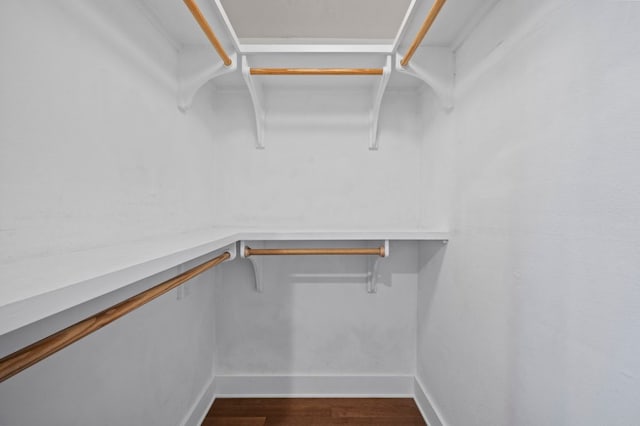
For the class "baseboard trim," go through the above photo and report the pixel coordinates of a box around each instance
[183,375,440,425]
[215,375,415,398]
[181,375,217,426]
[413,377,446,426]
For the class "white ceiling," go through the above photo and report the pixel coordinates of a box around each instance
[138,0,490,49]
[219,0,412,41]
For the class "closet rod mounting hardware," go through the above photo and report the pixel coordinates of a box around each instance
[183,0,233,66]
[239,240,389,293]
[178,51,237,112]
[368,239,390,293]
[396,48,454,110]
[401,0,447,67]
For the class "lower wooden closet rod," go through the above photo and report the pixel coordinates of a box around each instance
[244,246,386,257]
[0,251,231,383]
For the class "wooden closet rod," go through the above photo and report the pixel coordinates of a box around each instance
[244,246,386,257]
[0,251,231,384]
[250,68,384,76]
[183,0,232,66]
[401,0,447,66]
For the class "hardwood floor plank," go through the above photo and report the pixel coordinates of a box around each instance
[210,398,331,417]
[204,398,426,426]
[331,398,420,415]
[331,404,422,418]
[264,416,426,425]
[202,417,266,425]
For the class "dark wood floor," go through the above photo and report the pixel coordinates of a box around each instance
[202,398,426,425]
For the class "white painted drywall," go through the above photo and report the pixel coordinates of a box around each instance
[208,87,443,229]
[0,1,440,423]
[0,255,219,426]
[215,241,418,377]
[205,75,442,381]
[417,0,640,425]
[0,1,220,264]
[0,2,221,425]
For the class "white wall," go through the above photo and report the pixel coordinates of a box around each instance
[215,241,418,377]
[208,87,438,229]
[417,0,640,425]
[0,1,220,263]
[0,2,436,423]
[0,256,219,426]
[206,81,435,381]
[0,2,222,425]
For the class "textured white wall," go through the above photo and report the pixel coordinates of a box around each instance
[206,80,435,379]
[208,87,439,229]
[0,2,435,423]
[417,0,640,425]
[215,241,418,376]
[0,256,219,426]
[0,2,221,425]
[0,1,220,263]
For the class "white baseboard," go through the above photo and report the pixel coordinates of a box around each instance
[413,377,446,426]
[215,375,415,398]
[182,375,440,426]
[181,375,217,426]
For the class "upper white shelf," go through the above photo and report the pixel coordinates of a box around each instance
[0,228,448,336]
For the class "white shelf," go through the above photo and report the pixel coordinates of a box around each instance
[0,228,448,336]
[238,229,449,241]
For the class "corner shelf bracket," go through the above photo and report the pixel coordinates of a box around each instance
[177,48,237,112]
[369,56,393,150]
[396,47,454,110]
[367,239,390,293]
[241,56,266,149]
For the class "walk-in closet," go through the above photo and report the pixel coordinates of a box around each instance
[1,1,639,425]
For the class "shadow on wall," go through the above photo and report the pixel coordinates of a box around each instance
[417,240,448,321]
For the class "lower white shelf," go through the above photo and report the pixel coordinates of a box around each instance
[0,228,448,336]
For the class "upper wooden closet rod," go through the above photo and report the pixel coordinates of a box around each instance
[244,246,386,257]
[401,0,447,66]
[0,251,231,384]
[184,0,232,66]
[250,68,384,76]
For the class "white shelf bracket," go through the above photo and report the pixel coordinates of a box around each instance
[369,56,393,150]
[240,240,264,292]
[177,48,237,112]
[396,47,454,110]
[367,240,390,294]
[241,56,266,149]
